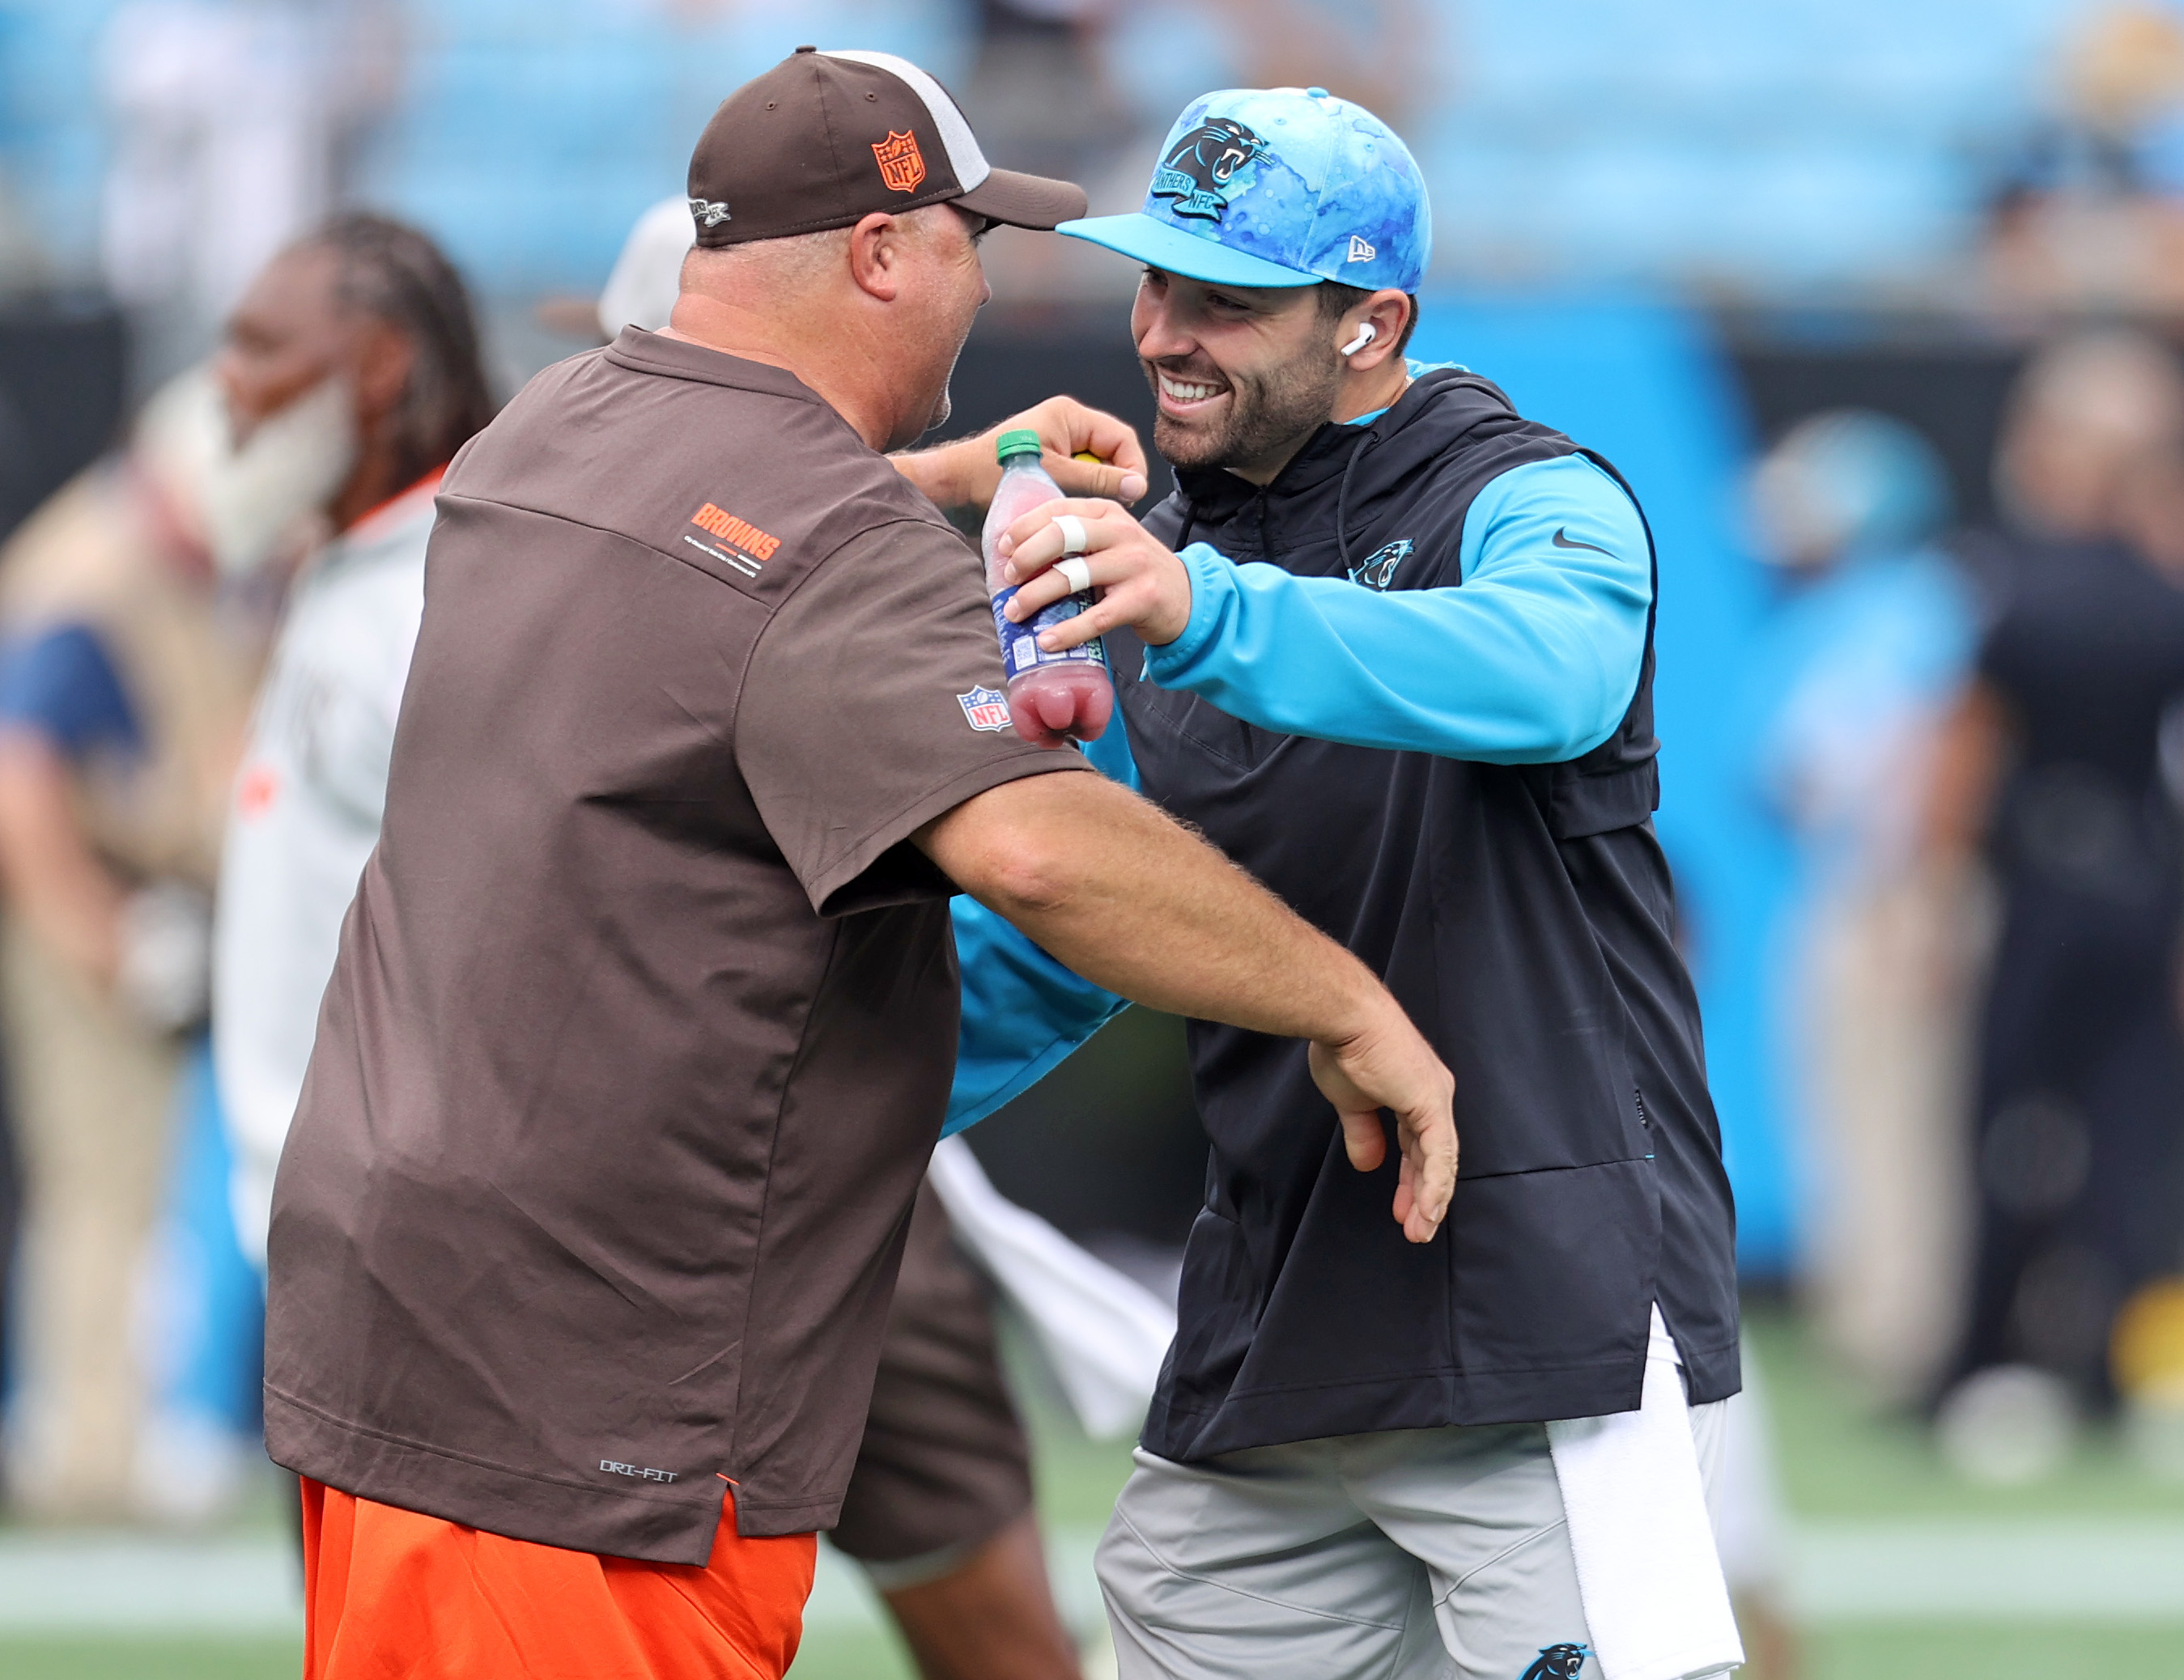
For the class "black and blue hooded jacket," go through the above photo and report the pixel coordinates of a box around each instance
[948,365,1739,1454]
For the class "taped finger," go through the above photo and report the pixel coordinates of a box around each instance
[1057,556,1092,593]
[1056,514,1090,557]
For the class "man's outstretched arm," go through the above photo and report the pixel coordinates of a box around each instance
[891,395,1149,510]
[917,770,1456,1243]
[993,456,1651,763]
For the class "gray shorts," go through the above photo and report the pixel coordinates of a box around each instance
[1097,1406,1726,1680]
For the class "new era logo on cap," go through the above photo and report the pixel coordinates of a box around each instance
[1348,234,1376,262]
[684,48,1084,248]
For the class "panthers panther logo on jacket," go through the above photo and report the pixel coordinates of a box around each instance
[1347,538,1414,592]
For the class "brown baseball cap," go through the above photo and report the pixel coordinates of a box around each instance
[685,48,1087,247]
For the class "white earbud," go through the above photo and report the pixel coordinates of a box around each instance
[1340,321,1378,357]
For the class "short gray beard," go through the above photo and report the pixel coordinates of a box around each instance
[924,343,960,433]
[1149,349,1344,477]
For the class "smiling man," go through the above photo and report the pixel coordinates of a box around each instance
[944,87,1744,1680]
[261,54,1455,1680]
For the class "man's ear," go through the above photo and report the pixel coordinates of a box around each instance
[846,211,907,303]
[1339,291,1412,373]
[350,316,415,428]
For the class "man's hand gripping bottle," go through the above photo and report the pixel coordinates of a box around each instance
[979,429,1112,747]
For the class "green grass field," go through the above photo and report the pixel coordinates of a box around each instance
[3,1308,2182,1678]
[0,1637,302,1679]
[9,1623,2179,1680]
[1749,1308,2184,1521]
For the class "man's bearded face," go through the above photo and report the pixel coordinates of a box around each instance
[1132,273,1344,479]
[1145,344,1343,475]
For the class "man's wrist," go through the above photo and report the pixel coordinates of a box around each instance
[1317,961,1392,1051]
[1143,543,1221,659]
[890,437,979,509]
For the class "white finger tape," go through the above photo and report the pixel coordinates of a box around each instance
[1057,556,1093,594]
[1056,514,1090,557]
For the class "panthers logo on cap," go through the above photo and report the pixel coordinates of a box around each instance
[873,129,927,193]
[1151,118,1268,221]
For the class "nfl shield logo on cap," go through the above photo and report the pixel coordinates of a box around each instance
[872,129,927,193]
[682,48,1085,248]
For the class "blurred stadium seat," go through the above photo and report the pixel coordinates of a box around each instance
[1421,0,2084,292]
[0,0,2114,303]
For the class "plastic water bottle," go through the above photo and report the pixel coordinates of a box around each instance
[980,429,1111,747]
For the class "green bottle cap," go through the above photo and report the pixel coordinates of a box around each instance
[995,428,1043,464]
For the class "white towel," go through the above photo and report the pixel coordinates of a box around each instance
[926,1135,1178,1439]
[1545,1308,1744,1680]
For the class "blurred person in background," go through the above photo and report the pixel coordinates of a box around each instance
[214,211,495,1275]
[100,0,402,384]
[2105,428,2184,1472]
[1743,411,1980,1408]
[935,0,1130,305]
[959,0,1123,188]
[1982,2,2184,320]
[1929,329,2184,1480]
[0,363,277,1521]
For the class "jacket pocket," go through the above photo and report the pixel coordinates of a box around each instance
[1128,677,1260,772]
[1448,1156,1660,1389]
[1165,1203,1260,1413]
[1526,758,1659,841]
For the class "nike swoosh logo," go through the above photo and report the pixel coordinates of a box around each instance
[1552,528,1611,557]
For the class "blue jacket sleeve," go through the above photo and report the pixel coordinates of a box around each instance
[1143,454,1652,764]
[0,623,142,762]
[943,697,1135,1136]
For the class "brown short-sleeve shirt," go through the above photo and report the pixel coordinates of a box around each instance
[261,329,1084,1564]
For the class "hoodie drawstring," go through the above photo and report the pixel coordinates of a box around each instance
[1175,398,1400,574]
[1333,427,1380,580]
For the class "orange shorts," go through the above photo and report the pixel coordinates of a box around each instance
[300,1478,817,1680]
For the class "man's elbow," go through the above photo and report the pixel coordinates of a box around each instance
[1539,637,1644,761]
[969,835,1081,921]
[920,775,1100,921]
[1506,676,1627,764]
[1545,706,1623,763]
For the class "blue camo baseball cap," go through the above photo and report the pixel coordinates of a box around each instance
[1058,87,1430,292]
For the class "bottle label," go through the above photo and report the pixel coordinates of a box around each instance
[990,588,1108,681]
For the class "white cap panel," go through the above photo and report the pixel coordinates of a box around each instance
[821,49,992,193]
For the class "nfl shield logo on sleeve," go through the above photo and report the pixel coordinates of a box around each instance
[958,686,1012,732]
